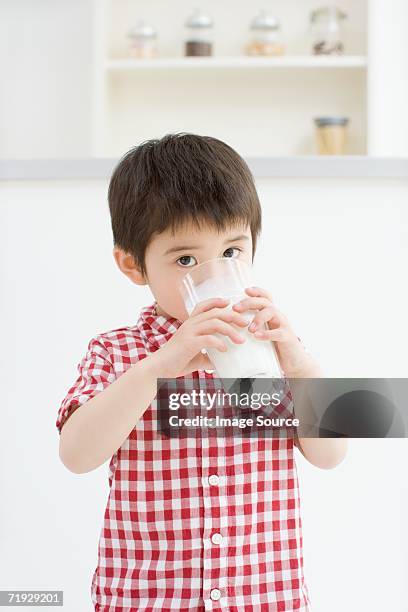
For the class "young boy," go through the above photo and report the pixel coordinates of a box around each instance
[56,133,347,611]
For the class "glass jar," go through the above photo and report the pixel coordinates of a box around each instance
[314,116,349,154]
[127,21,157,59]
[310,6,347,55]
[246,10,284,56]
[184,8,214,57]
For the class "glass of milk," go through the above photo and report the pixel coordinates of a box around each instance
[178,258,283,378]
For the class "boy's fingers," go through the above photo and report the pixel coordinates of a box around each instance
[191,297,230,316]
[245,286,274,302]
[247,307,279,331]
[201,309,249,327]
[254,327,286,341]
[233,296,272,312]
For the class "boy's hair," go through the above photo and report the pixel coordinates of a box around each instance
[108,133,262,277]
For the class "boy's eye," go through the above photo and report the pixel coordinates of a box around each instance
[176,248,241,268]
[177,255,197,267]
[223,247,241,259]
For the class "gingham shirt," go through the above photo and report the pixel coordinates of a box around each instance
[56,301,311,611]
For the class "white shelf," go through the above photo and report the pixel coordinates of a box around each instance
[105,55,367,71]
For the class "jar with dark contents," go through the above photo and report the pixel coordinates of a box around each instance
[184,8,214,57]
[246,10,284,56]
[310,6,347,55]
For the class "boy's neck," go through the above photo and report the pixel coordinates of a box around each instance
[154,303,167,317]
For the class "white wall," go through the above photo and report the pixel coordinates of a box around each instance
[367,0,408,155]
[1,176,408,611]
[0,0,92,158]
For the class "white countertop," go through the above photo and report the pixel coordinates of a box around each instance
[1,156,407,180]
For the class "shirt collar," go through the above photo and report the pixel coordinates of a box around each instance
[137,300,183,349]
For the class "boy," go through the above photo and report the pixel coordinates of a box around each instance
[56,133,347,611]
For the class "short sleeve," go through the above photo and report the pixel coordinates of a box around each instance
[56,336,116,435]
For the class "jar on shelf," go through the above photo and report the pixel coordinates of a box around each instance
[184,8,214,57]
[314,116,349,154]
[246,10,284,56]
[127,21,157,59]
[310,7,347,55]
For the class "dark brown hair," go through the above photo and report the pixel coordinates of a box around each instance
[108,133,262,277]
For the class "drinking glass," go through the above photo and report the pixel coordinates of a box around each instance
[178,258,283,378]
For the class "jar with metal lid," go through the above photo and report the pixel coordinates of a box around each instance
[314,116,349,154]
[184,8,214,57]
[310,6,347,55]
[246,10,284,56]
[127,20,158,59]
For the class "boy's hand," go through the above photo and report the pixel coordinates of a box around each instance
[232,286,314,377]
[152,297,250,378]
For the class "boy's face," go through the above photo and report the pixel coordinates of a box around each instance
[139,221,253,321]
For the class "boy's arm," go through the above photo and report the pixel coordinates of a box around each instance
[290,359,349,469]
[294,430,348,469]
[59,353,163,474]
[58,297,252,474]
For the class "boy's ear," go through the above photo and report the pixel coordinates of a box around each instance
[112,247,147,285]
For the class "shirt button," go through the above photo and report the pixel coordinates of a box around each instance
[210,588,221,601]
[208,474,219,486]
[211,532,223,545]
[204,369,215,374]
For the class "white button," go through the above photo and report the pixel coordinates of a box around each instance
[210,588,221,601]
[211,532,223,545]
[204,369,215,374]
[201,348,207,354]
[208,474,219,486]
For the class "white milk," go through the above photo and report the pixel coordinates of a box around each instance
[185,290,282,378]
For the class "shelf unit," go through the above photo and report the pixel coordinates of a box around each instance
[92,0,408,158]
[105,56,368,71]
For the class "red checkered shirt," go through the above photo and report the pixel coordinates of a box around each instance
[56,301,312,611]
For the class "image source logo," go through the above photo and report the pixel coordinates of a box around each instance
[157,376,298,438]
[156,377,407,439]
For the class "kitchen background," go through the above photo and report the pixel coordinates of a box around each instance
[0,0,408,159]
[1,1,408,612]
